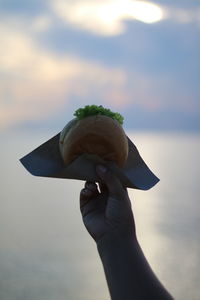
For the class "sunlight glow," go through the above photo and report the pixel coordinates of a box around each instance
[128,1,163,23]
[52,0,164,36]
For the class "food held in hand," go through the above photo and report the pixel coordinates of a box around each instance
[59,105,128,167]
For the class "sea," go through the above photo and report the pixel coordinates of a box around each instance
[0,130,200,300]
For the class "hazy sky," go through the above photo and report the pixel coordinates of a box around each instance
[0,0,200,131]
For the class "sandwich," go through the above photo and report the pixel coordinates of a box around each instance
[59,105,128,168]
[20,105,159,190]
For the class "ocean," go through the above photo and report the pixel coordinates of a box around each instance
[0,130,200,300]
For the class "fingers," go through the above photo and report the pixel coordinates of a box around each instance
[80,182,99,202]
[80,182,100,216]
[96,164,126,200]
[85,181,99,194]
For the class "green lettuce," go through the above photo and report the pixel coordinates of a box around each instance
[74,105,124,125]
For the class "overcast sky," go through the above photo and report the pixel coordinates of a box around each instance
[0,0,199,131]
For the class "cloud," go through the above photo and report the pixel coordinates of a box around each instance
[0,6,199,131]
[50,0,200,36]
[164,6,200,25]
[0,22,129,129]
[51,0,164,36]
[1,18,197,130]
[31,15,53,32]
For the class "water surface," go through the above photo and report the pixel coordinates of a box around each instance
[0,130,200,300]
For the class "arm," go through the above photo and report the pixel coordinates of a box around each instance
[97,234,173,300]
[80,165,173,300]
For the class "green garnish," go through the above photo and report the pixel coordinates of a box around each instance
[74,105,124,125]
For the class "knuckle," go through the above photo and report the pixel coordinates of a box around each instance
[86,182,97,191]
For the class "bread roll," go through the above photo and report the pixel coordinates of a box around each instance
[59,115,128,167]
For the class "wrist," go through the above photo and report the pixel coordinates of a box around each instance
[97,230,138,259]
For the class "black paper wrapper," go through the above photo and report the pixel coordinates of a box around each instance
[20,133,159,190]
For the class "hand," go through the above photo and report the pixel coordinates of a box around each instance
[80,164,136,243]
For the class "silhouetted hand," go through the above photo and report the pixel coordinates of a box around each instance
[80,164,136,243]
[79,164,174,300]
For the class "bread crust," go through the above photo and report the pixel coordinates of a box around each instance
[59,115,128,167]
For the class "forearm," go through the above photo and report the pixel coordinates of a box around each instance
[97,234,173,300]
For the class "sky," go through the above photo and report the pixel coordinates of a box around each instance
[0,0,200,132]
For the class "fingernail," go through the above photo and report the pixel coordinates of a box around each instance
[97,164,107,173]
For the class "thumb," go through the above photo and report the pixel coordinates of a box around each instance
[96,164,126,200]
